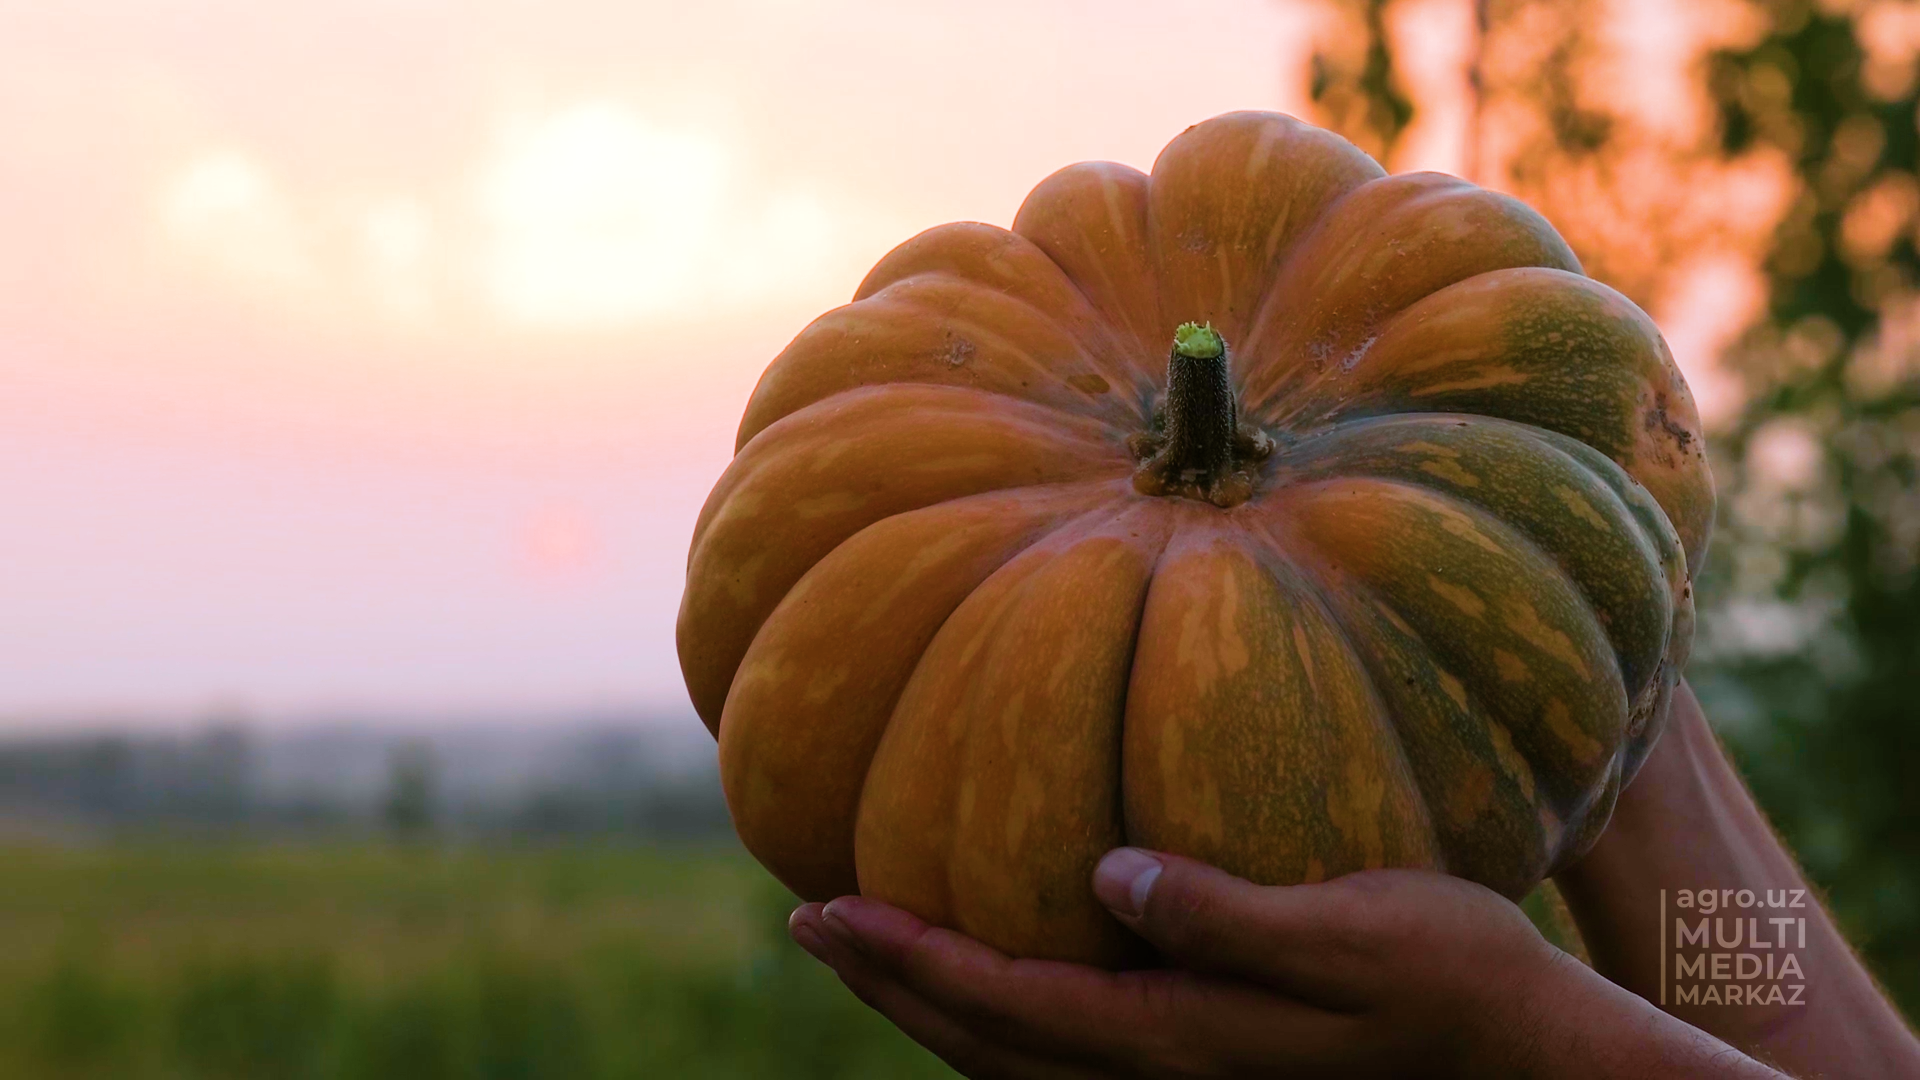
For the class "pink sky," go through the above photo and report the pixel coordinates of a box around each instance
[0,0,1764,729]
[1,0,1347,726]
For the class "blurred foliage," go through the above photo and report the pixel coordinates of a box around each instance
[1699,0,1920,1017]
[0,842,952,1079]
[1309,0,1920,1014]
[1520,880,1591,963]
[1310,0,1418,161]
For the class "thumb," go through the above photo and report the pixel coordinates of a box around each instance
[1092,847,1360,1005]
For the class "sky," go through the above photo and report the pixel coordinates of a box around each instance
[0,0,1337,726]
[0,0,1751,728]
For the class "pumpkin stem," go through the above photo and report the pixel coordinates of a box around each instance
[1128,323,1274,508]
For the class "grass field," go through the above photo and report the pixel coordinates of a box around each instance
[0,840,953,1079]
[0,838,1601,1079]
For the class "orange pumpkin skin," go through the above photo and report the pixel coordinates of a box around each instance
[679,112,1712,966]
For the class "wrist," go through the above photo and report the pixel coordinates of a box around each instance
[1484,947,1787,1080]
[1459,942,1591,1080]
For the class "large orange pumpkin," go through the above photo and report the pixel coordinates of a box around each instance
[679,112,1712,966]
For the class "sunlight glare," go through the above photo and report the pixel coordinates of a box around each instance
[479,102,728,329]
[360,197,434,319]
[160,149,312,287]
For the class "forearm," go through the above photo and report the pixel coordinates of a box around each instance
[1554,682,1920,1077]
[1505,951,1790,1080]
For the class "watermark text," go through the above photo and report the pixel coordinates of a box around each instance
[1661,888,1809,1007]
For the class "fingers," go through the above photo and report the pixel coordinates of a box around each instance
[1091,848,1397,1007]
[804,896,1367,1077]
[789,862,1545,1079]
[790,903,1109,1080]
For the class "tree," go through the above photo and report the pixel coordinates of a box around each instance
[382,740,438,840]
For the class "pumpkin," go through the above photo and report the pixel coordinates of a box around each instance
[678,111,1712,967]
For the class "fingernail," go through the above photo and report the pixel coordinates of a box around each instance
[1093,847,1163,918]
[820,900,864,954]
[790,921,832,964]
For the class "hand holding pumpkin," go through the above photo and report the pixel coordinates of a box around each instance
[788,854,1790,1080]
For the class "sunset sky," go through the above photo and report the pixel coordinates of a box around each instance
[0,0,1752,727]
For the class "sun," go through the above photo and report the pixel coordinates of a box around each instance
[478,101,729,329]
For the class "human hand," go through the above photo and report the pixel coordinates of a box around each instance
[787,851,1583,1079]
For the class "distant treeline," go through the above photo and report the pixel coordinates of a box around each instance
[0,718,729,840]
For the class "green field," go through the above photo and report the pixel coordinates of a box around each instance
[0,838,1608,1079]
[0,840,954,1079]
